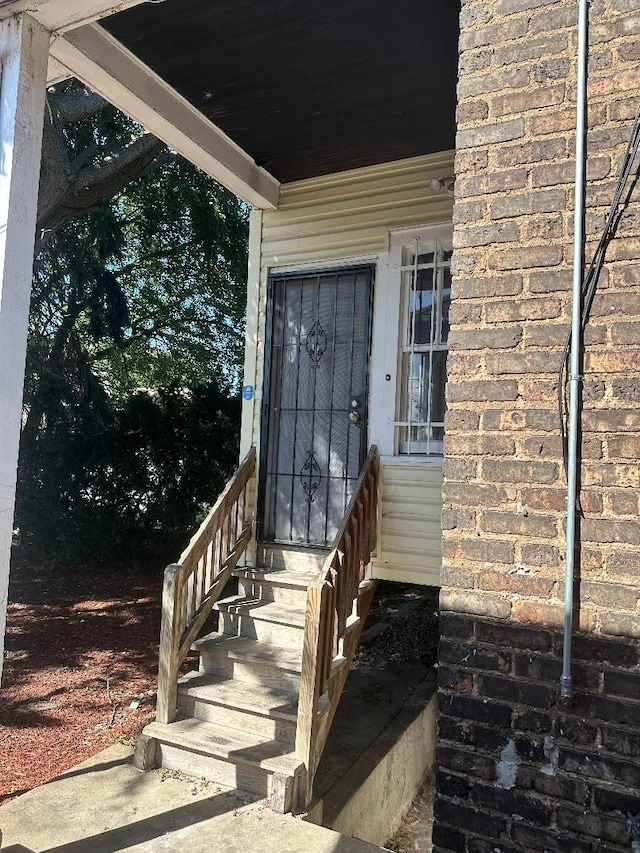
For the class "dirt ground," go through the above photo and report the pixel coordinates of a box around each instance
[353,583,439,853]
[1,554,438,851]
[0,549,161,803]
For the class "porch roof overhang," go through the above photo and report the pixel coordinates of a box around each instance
[34,0,458,209]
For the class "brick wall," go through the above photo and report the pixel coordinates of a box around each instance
[437,0,640,850]
[435,615,640,852]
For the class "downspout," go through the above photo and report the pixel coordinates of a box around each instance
[561,0,590,701]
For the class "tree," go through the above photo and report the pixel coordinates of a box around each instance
[16,81,249,563]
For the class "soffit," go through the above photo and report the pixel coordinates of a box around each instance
[102,0,459,184]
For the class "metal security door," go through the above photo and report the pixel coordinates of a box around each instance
[261,267,372,547]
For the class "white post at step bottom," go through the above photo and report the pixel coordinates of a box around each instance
[0,14,49,683]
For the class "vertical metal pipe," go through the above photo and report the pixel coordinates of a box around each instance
[561,0,590,700]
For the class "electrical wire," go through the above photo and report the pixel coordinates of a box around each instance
[558,105,640,481]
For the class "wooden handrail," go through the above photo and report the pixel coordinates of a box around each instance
[295,446,379,808]
[156,447,256,724]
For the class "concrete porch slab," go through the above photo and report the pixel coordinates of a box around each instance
[0,745,384,853]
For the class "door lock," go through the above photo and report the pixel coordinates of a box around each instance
[350,398,360,409]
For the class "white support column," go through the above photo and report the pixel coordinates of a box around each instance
[0,14,49,682]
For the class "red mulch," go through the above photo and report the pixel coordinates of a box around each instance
[0,549,162,804]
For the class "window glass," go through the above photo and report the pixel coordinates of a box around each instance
[394,239,450,456]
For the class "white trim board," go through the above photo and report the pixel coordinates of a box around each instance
[0,0,145,32]
[268,254,378,276]
[50,23,280,210]
[368,222,453,457]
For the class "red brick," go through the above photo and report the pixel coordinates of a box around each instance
[478,569,556,597]
[441,564,475,589]
[479,510,557,538]
[490,189,566,219]
[488,246,563,271]
[452,274,523,299]
[521,435,563,458]
[442,482,511,508]
[607,435,640,458]
[492,84,566,118]
[458,118,525,150]
[449,327,522,351]
[604,489,639,517]
[482,459,559,485]
[446,435,516,457]
[442,507,476,532]
[494,32,568,66]
[520,488,565,512]
[453,199,487,225]
[444,410,480,431]
[440,589,512,620]
[583,410,640,433]
[582,518,640,546]
[453,221,519,249]
[456,169,528,198]
[524,215,564,241]
[588,352,640,373]
[447,379,519,403]
[496,0,561,14]
[513,601,596,632]
[485,296,562,322]
[521,543,562,568]
[494,137,567,169]
[611,321,640,343]
[528,6,576,35]
[442,536,515,566]
[582,582,639,611]
[443,458,478,482]
[599,613,640,639]
[528,268,573,293]
[458,68,530,99]
[460,18,528,51]
[485,352,559,374]
[456,100,489,124]
[455,148,490,174]
[606,552,640,578]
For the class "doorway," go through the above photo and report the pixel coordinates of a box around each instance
[260,266,373,547]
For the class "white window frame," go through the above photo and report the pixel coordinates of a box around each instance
[368,223,452,462]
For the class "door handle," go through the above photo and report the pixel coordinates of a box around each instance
[349,411,360,423]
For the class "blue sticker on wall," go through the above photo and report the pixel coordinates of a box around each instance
[242,385,254,401]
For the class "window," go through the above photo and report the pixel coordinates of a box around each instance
[394,236,451,456]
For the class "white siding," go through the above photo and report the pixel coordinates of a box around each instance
[261,152,455,269]
[373,461,443,587]
[240,152,453,586]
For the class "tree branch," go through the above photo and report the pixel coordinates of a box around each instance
[48,89,108,125]
[110,237,201,277]
[36,133,167,255]
[89,322,165,363]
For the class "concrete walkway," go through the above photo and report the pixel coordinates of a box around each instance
[0,746,385,853]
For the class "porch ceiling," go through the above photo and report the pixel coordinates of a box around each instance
[101,0,459,185]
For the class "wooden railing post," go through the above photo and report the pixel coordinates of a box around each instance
[295,580,328,808]
[156,563,182,724]
[154,447,257,728]
[296,445,380,810]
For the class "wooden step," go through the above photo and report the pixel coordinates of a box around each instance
[217,596,306,626]
[140,717,303,811]
[194,634,303,691]
[257,543,328,573]
[216,596,306,644]
[235,567,315,605]
[177,670,298,745]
